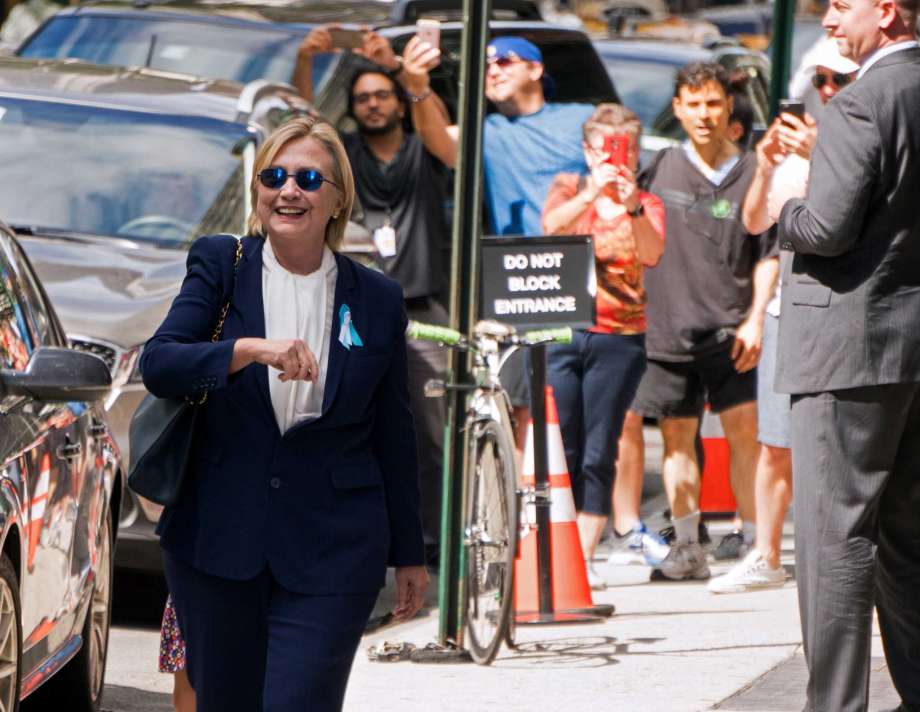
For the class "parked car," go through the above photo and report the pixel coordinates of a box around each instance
[16,0,543,88]
[593,35,770,159]
[0,56,313,573]
[0,222,120,711]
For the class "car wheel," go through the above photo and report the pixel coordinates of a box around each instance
[0,554,22,712]
[29,508,113,712]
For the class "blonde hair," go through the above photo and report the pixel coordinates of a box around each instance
[582,103,642,143]
[247,116,355,251]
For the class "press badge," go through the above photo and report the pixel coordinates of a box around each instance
[373,223,397,258]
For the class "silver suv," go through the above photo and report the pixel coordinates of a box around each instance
[0,57,313,571]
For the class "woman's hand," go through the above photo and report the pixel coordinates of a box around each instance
[232,338,318,383]
[613,165,641,213]
[755,120,785,175]
[393,565,429,621]
[776,112,817,160]
[586,162,618,202]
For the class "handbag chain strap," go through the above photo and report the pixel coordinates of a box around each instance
[189,236,244,406]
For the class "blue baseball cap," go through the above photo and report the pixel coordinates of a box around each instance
[487,36,543,64]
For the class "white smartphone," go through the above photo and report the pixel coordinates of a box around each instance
[415,18,441,48]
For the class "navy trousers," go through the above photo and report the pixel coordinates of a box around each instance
[546,330,646,515]
[164,552,377,712]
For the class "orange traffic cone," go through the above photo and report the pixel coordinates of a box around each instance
[514,386,613,622]
[699,405,737,514]
[27,453,51,571]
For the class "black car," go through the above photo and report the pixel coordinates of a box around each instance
[0,223,120,710]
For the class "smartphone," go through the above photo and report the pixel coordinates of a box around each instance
[328,27,364,50]
[778,99,805,123]
[416,18,441,48]
[604,133,630,167]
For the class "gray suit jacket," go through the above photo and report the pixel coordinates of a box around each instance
[776,47,920,395]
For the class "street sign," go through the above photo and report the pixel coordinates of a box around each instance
[480,235,596,330]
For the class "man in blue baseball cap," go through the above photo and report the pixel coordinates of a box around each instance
[398,33,595,449]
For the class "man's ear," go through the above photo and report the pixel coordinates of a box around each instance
[877,0,898,29]
[671,95,682,119]
[529,62,545,83]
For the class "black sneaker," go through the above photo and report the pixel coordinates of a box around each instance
[712,530,748,561]
[659,522,711,546]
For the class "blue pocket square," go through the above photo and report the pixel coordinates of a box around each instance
[338,304,363,350]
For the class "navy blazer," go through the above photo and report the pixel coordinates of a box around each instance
[140,235,425,594]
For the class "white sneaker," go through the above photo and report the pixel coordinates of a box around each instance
[585,561,607,590]
[656,542,711,580]
[707,549,786,594]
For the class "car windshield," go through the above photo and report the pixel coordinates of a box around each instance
[18,15,333,89]
[0,97,248,247]
[599,56,680,131]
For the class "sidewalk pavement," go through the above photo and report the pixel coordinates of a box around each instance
[349,429,901,711]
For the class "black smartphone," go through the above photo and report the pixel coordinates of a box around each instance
[778,99,805,123]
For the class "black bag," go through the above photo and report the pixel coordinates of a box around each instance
[127,236,243,506]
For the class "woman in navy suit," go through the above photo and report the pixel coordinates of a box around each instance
[140,116,429,712]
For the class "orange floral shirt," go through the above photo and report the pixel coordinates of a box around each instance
[542,174,665,335]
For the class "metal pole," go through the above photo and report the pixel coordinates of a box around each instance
[769,0,797,118]
[528,346,554,614]
[437,0,492,648]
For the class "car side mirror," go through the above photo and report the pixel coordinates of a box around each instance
[0,347,112,402]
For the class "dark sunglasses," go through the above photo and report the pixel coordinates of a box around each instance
[811,72,853,89]
[258,167,339,192]
[352,88,396,105]
[488,55,522,68]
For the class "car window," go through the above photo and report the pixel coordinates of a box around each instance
[600,56,680,131]
[0,97,249,248]
[0,246,35,371]
[19,15,334,89]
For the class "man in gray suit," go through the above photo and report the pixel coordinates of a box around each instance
[768,0,920,709]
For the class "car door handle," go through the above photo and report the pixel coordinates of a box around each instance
[56,442,83,461]
[90,420,107,439]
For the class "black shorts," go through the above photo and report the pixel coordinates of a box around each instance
[631,346,756,419]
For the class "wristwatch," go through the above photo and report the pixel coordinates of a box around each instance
[627,202,645,218]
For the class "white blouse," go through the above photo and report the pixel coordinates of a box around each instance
[262,239,337,433]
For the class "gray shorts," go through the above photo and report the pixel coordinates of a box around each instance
[757,313,791,448]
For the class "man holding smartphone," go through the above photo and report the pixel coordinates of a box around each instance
[767,0,920,707]
[293,27,452,567]
[398,35,595,445]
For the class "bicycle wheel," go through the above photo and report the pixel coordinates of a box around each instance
[464,418,518,665]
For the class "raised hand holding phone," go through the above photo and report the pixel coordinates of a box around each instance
[415,18,440,48]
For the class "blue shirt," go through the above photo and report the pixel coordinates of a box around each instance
[483,102,594,236]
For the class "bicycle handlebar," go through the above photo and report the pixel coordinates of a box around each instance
[407,321,572,348]
[406,321,463,346]
[520,327,573,346]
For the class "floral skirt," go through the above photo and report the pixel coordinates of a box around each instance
[158,595,187,673]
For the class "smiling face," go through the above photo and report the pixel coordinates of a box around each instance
[484,55,544,106]
[672,80,732,149]
[255,135,343,248]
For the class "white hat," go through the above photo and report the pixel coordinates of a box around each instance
[789,36,860,99]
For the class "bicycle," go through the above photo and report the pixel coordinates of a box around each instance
[407,319,572,665]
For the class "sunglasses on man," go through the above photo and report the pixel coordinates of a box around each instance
[812,72,853,89]
[487,55,524,69]
[258,167,339,192]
